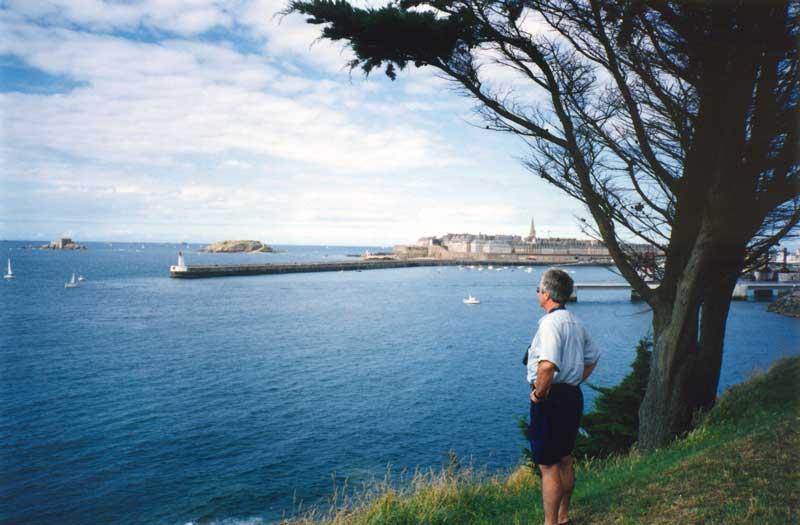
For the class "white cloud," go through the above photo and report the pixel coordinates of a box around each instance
[0,17,460,175]
[3,0,234,35]
[218,159,255,170]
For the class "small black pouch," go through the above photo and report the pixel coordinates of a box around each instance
[522,343,531,365]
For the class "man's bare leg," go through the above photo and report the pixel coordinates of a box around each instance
[557,455,575,524]
[539,463,562,525]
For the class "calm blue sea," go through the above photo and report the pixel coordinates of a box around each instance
[1,241,797,524]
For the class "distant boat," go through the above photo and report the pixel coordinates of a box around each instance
[78,275,86,282]
[463,295,480,305]
[4,258,15,279]
[64,273,79,288]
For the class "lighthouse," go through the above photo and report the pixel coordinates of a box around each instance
[170,251,188,273]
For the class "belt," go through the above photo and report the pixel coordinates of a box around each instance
[530,382,579,391]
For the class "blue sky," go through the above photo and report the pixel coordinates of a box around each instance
[0,0,595,245]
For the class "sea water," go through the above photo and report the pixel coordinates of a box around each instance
[1,242,797,524]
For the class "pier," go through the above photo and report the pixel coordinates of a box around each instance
[571,282,659,302]
[170,259,439,278]
[168,258,609,278]
[732,282,800,300]
[170,259,519,278]
[571,282,799,302]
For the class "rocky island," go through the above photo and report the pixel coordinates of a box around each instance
[201,240,274,253]
[35,238,87,250]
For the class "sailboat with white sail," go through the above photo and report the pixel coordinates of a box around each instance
[4,258,14,279]
[64,272,79,288]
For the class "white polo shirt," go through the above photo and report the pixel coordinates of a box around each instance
[526,308,601,386]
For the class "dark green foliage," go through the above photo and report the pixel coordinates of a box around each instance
[286,0,480,79]
[573,337,652,459]
[515,415,536,471]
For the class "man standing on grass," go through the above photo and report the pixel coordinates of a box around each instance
[527,268,601,525]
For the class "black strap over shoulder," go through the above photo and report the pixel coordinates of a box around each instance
[524,306,566,365]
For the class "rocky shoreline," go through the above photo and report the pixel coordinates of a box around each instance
[767,291,800,318]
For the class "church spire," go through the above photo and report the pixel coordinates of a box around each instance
[527,216,537,243]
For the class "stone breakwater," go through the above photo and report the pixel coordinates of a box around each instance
[169,258,611,279]
[767,291,800,318]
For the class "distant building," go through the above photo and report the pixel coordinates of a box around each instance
[416,236,438,247]
[482,240,513,254]
[402,215,656,260]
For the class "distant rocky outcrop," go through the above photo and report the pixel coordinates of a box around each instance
[201,240,273,253]
[38,238,86,250]
[767,291,800,318]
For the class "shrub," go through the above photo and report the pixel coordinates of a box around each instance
[574,337,652,459]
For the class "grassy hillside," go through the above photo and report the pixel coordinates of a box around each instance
[289,356,799,524]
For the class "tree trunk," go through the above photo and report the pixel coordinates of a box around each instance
[638,221,747,450]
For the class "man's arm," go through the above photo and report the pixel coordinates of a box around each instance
[582,359,599,382]
[531,360,556,403]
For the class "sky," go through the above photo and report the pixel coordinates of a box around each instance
[1,0,598,246]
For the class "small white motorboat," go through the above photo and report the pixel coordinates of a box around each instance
[78,275,86,282]
[64,273,79,288]
[463,295,480,305]
[4,258,15,279]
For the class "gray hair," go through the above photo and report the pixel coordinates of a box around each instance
[539,268,574,304]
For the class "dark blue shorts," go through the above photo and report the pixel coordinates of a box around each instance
[529,383,583,465]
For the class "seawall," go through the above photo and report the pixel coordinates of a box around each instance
[169,258,612,279]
